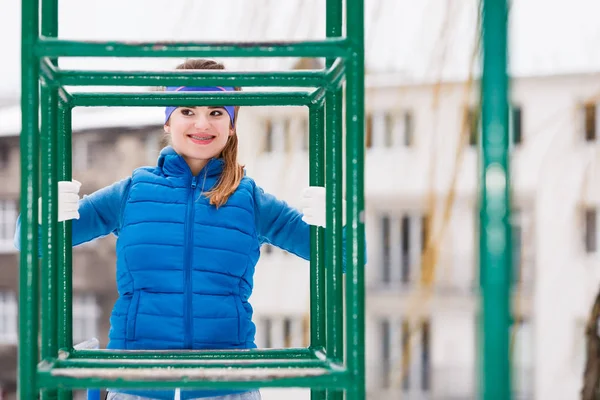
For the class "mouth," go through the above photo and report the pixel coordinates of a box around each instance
[187,133,216,145]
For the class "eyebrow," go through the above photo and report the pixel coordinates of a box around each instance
[185,106,225,109]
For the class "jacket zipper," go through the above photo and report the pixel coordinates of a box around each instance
[184,174,198,348]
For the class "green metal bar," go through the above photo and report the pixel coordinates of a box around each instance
[480,0,511,399]
[325,1,344,400]
[36,367,350,391]
[68,90,316,108]
[35,38,350,58]
[68,348,318,360]
[19,0,40,399]
[54,358,329,369]
[40,80,60,400]
[309,105,326,352]
[57,101,74,354]
[308,102,326,400]
[345,0,366,399]
[41,59,330,88]
[40,2,62,399]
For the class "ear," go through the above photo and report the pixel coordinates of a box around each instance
[164,123,171,134]
[229,127,235,136]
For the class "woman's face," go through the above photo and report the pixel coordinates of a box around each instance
[165,106,233,174]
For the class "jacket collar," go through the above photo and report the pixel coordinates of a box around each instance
[157,146,225,178]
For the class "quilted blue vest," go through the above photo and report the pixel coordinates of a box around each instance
[109,148,260,399]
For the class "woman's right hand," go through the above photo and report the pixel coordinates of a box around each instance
[38,180,82,224]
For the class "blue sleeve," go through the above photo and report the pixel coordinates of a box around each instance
[71,178,131,245]
[13,178,131,251]
[251,183,367,272]
[253,184,311,260]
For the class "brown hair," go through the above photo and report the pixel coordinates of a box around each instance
[582,290,600,400]
[173,59,244,208]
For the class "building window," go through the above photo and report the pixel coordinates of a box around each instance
[366,114,373,148]
[381,216,391,283]
[381,319,392,388]
[511,209,523,283]
[584,102,597,142]
[511,106,523,145]
[467,107,480,146]
[263,118,290,153]
[403,112,414,146]
[258,315,307,349]
[421,320,431,391]
[401,215,410,283]
[378,317,431,392]
[384,111,414,148]
[0,291,17,344]
[0,199,17,251]
[368,111,414,149]
[585,207,597,253]
[0,142,9,170]
[72,294,100,345]
[73,136,115,170]
[301,118,309,151]
[379,213,427,286]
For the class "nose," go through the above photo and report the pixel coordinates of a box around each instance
[193,114,210,130]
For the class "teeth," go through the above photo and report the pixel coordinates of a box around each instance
[190,135,212,141]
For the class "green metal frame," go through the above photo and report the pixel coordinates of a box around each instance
[21,0,512,398]
[20,0,366,399]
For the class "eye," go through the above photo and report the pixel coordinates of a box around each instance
[180,108,194,116]
[210,109,224,117]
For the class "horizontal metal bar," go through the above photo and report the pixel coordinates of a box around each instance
[35,38,350,58]
[55,358,328,369]
[37,364,349,390]
[52,68,328,88]
[69,90,314,107]
[67,347,317,360]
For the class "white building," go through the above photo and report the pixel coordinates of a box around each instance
[1,0,600,399]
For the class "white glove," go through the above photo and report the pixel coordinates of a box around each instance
[301,186,346,228]
[38,180,82,225]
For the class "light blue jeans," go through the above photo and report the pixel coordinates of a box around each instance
[106,390,261,400]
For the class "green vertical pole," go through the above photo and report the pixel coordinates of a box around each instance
[57,101,75,400]
[41,2,60,399]
[325,1,344,400]
[57,100,75,355]
[19,0,40,399]
[309,105,326,352]
[40,80,59,400]
[480,0,511,399]
[345,0,366,398]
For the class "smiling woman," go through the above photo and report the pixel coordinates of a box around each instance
[14,57,342,400]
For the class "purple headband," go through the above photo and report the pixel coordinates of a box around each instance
[164,86,236,126]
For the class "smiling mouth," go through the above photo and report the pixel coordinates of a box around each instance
[188,134,215,142]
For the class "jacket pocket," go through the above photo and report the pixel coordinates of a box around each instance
[126,291,141,341]
[235,295,248,344]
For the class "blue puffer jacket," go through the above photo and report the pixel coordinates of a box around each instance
[18,147,317,399]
